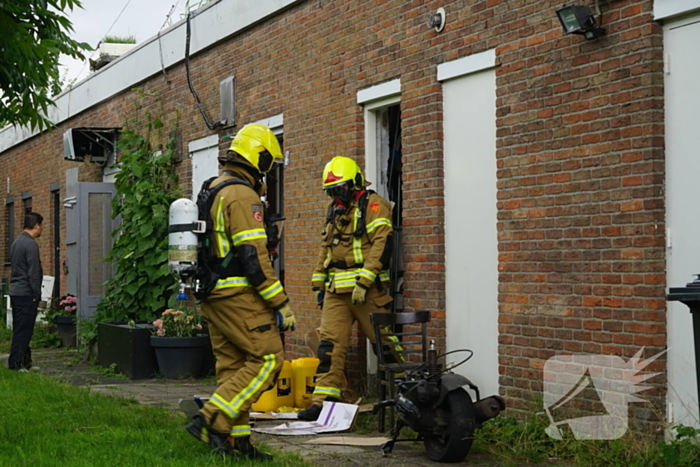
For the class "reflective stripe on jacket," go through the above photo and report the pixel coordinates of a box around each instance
[206,166,288,309]
[311,192,393,293]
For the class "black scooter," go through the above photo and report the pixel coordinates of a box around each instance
[373,340,505,463]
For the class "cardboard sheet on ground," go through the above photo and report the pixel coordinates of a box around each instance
[252,402,358,436]
[304,436,390,446]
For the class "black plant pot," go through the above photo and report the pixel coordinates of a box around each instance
[150,335,209,379]
[54,315,77,348]
[98,321,159,379]
[200,322,216,376]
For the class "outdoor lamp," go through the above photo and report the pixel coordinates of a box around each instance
[556,5,605,40]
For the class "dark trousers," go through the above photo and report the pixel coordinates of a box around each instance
[8,296,39,370]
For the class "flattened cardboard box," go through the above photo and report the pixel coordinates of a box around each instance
[252,402,358,436]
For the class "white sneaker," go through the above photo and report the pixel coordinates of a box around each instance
[18,369,29,373]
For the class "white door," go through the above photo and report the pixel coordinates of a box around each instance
[190,135,220,199]
[665,16,700,428]
[443,67,499,397]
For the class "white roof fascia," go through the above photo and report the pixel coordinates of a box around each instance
[0,0,302,154]
[654,0,700,21]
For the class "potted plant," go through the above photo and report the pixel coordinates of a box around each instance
[54,294,78,348]
[150,303,210,379]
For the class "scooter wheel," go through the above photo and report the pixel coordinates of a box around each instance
[423,388,475,463]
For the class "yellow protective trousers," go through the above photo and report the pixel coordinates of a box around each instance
[200,289,284,437]
[311,286,393,405]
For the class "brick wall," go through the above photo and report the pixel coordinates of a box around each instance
[493,0,665,422]
[0,0,665,420]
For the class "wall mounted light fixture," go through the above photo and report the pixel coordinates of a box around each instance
[426,7,445,33]
[556,4,605,40]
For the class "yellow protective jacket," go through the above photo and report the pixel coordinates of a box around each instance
[205,165,289,310]
[311,191,393,293]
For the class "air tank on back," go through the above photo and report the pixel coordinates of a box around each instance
[168,198,200,281]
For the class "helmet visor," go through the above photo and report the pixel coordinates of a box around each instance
[325,183,353,204]
[258,150,275,173]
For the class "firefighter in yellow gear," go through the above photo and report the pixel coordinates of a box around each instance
[186,124,295,460]
[297,156,394,421]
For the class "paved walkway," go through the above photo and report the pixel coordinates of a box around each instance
[3,347,563,466]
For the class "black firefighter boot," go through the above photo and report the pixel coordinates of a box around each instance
[298,397,338,421]
[185,413,233,456]
[297,403,322,421]
[233,436,273,461]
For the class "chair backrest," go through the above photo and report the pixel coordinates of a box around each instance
[370,310,431,367]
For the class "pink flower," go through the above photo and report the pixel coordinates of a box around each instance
[153,319,163,328]
[157,328,166,337]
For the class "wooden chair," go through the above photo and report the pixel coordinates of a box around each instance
[370,310,431,432]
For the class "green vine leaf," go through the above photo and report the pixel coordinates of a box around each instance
[95,93,182,323]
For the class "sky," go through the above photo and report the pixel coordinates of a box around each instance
[59,0,195,85]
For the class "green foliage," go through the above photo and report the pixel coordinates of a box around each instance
[75,317,98,363]
[95,91,181,324]
[658,425,700,466]
[0,324,11,354]
[0,0,92,130]
[103,35,137,44]
[91,362,128,380]
[472,414,700,467]
[30,320,61,349]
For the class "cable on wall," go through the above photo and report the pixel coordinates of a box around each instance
[185,12,225,130]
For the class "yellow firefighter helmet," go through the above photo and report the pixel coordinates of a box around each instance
[226,124,283,173]
[322,156,365,189]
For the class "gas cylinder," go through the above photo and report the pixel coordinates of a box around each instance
[168,198,200,279]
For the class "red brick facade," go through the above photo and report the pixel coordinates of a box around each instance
[0,0,665,419]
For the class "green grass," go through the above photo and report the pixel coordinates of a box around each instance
[0,323,11,354]
[90,362,129,380]
[103,35,137,44]
[0,369,311,467]
[471,414,700,467]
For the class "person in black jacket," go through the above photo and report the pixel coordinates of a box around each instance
[8,212,43,371]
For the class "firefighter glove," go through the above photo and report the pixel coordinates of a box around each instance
[275,304,296,332]
[313,287,325,308]
[351,284,368,305]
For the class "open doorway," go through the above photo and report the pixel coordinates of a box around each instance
[366,103,403,311]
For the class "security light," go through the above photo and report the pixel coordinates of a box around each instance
[556,5,605,41]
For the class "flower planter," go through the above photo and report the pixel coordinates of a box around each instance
[200,322,215,376]
[150,335,210,379]
[55,315,77,348]
[98,321,159,379]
